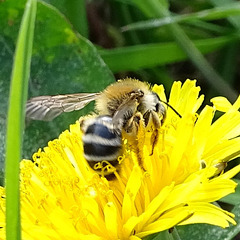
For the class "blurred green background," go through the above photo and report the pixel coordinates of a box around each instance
[1,0,240,239]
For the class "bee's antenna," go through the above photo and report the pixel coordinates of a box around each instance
[159,100,182,118]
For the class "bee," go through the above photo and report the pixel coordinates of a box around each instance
[27,78,167,132]
[80,115,122,179]
[26,78,181,176]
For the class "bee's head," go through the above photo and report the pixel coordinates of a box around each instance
[151,92,166,123]
[137,91,166,125]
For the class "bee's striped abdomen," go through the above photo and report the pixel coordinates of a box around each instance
[81,115,122,178]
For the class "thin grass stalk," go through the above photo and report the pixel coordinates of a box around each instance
[5,0,37,239]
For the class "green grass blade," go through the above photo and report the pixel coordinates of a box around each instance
[128,0,238,102]
[5,0,37,239]
[167,23,237,102]
[100,35,237,72]
[122,4,240,31]
[186,20,231,34]
[210,0,240,29]
[217,43,238,84]
[64,0,88,37]
[120,3,141,44]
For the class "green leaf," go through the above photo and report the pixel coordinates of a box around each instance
[5,0,37,239]
[0,1,114,172]
[220,179,240,205]
[143,228,182,240]
[143,230,172,240]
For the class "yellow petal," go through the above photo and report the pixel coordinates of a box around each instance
[211,96,233,112]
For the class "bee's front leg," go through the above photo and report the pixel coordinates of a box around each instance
[123,113,147,171]
[143,110,163,155]
[124,113,141,135]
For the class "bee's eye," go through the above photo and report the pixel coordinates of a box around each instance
[155,103,160,112]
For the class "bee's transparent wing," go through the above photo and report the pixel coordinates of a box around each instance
[26,93,100,121]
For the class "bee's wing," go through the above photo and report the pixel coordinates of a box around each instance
[26,93,100,121]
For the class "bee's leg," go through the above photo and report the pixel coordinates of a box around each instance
[123,113,146,171]
[134,113,146,171]
[124,113,140,135]
[79,117,86,132]
[150,129,159,155]
[212,162,228,177]
[143,110,162,155]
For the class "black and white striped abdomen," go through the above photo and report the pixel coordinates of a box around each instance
[81,115,122,176]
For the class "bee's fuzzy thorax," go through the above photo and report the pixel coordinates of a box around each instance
[95,78,152,115]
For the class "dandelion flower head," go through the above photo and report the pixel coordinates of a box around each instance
[1,79,240,239]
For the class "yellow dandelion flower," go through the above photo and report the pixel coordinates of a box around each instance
[1,79,240,239]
